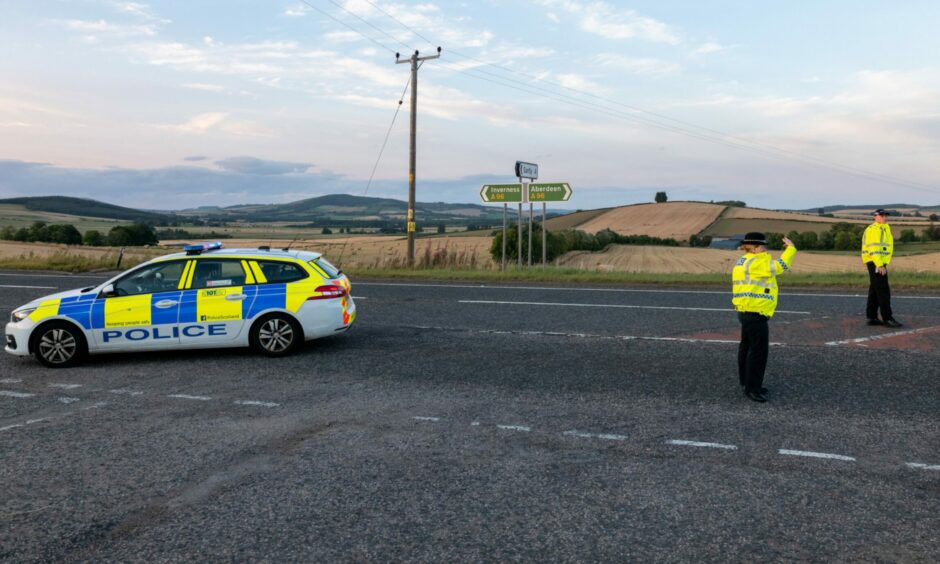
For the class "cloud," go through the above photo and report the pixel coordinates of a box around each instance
[215,156,313,175]
[284,4,310,17]
[181,83,226,92]
[183,155,208,162]
[52,18,159,38]
[111,2,168,23]
[535,0,681,44]
[693,41,734,55]
[546,12,560,23]
[153,113,273,137]
[593,54,680,76]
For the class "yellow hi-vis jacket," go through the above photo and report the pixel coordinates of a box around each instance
[861,223,893,267]
[732,245,797,318]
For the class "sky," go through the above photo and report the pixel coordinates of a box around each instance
[1,0,939,211]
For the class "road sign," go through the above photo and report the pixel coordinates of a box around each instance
[528,183,572,202]
[480,183,523,203]
[515,161,538,180]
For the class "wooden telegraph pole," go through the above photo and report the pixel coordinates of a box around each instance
[396,47,441,267]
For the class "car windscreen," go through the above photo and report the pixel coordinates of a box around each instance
[312,257,342,278]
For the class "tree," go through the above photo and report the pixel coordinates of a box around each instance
[437,224,446,234]
[930,214,939,222]
[654,191,668,203]
[108,223,158,246]
[83,230,105,246]
[834,231,855,251]
[797,231,818,250]
[46,224,82,245]
[899,229,917,243]
[27,221,48,242]
[0,226,15,240]
[321,227,333,235]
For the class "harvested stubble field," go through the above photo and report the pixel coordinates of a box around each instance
[554,244,940,274]
[574,202,725,241]
[0,241,163,262]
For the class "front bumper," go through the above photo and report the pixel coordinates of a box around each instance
[4,321,32,356]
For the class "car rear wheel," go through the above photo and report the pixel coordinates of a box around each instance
[250,314,302,357]
[32,321,86,368]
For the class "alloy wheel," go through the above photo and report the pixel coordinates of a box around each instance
[38,328,77,365]
[258,318,294,353]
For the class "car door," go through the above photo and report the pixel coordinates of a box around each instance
[90,260,188,350]
[177,258,255,345]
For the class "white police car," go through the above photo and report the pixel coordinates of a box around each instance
[5,243,356,367]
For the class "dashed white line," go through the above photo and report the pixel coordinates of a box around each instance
[0,423,25,432]
[233,400,279,408]
[412,416,440,422]
[460,299,811,315]
[167,394,212,401]
[0,378,22,384]
[407,326,784,346]
[563,430,627,441]
[667,439,738,450]
[825,326,940,346]
[0,272,103,279]
[0,390,35,398]
[109,388,145,396]
[496,424,531,432]
[0,284,57,289]
[906,462,940,471]
[57,397,80,404]
[779,449,855,462]
[48,383,82,389]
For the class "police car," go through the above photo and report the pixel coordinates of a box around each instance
[4,243,356,367]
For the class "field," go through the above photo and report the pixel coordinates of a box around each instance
[555,244,940,274]
[0,204,126,232]
[573,202,725,241]
[543,207,613,231]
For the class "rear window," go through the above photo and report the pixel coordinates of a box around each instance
[256,260,307,284]
[313,257,342,279]
[192,260,247,289]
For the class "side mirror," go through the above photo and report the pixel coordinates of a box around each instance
[100,283,116,298]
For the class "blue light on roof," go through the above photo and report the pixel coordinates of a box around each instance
[184,241,224,254]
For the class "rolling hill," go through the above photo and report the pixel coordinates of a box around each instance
[0,196,173,223]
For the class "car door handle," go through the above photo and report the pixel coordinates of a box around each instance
[225,294,247,301]
[154,299,179,309]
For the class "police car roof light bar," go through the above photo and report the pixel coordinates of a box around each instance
[184,241,224,255]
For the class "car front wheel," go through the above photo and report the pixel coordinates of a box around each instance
[32,321,86,368]
[250,314,302,357]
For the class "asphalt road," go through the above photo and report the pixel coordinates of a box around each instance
[1,270,939,562]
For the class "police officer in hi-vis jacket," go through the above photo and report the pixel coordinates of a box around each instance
[732,233,796,403]
[862,209,902,328]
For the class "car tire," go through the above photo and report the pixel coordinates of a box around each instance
[31,321,87,368]
[250,313,303,357]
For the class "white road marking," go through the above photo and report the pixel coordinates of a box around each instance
[470,421,480,426]
[57,397,80,404]
[407,325,785,346]
[0,390,35,398]
[497,424,531,432]
[825,326,940,346]
[0,378,22,384]
[357,281,940,300]
[81,402,108,410]
[0,423,25,432]
[906,462,940,471]
[0,284,57,289]
[412,416,440,422]
[460,299,811,315]
[563,430,627,441]
[779,449,855,462]
[351,296,366,299]
[234,400,279,408]
[167,394,212,401]
[0,272,103,279]
[667,439,738,450]
[109,388,145,396]
[48,383,82,389]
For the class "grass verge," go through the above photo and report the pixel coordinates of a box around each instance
[0,252,146,273]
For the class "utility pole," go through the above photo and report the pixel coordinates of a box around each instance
[396,47,441,267]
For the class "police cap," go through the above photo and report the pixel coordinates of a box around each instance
[872,208,890,216]
[741,232,767,245]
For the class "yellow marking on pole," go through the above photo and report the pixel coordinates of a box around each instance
[407,222,416,233]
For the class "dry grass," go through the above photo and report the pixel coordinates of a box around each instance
[574,202,725,241]
[555,244,940,274]
[0,241,163,262]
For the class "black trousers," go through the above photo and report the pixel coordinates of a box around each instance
[738,312,769,392]
[866,261,893,321]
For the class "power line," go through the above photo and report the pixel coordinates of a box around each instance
[319,0,413,51]
[295,0,398,54]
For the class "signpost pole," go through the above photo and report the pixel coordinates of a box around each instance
[542,202,547,267]
[528,203,533,267]
[501,203,507,271]
[517,178,524,268]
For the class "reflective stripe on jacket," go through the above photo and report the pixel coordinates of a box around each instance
[731,245,797,318]
[861,223,893,267]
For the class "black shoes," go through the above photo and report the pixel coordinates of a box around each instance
[744,389,768,403]
[866,318,882,326]
[741,385,768,394]
[883,318,903,328]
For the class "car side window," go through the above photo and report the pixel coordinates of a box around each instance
[113,261,187,297]
[256,260,307,284]
[191,259,248,289]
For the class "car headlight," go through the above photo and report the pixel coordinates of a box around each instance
[11,308,35,323]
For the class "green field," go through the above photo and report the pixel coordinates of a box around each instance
[0,204,126,233]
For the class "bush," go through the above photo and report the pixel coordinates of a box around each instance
[689,234,713,247]
[322,227,333,235]
[83,230,105,246]
[108,223,158,246]
[490,226,680,263]
[654,191,668,203]
[899,229,917,243]
[46,224,82,245]
[0,226,15,240]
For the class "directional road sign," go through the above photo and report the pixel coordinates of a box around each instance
[480,183,523,203]
[515,161,538,180]
[527,183,572,202]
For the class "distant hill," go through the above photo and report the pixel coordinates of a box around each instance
[0,196,173,223]
[795,204,940,214]
[177,193,543,225]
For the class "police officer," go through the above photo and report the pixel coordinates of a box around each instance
[732,233,797,403]
[862,209,901,327]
